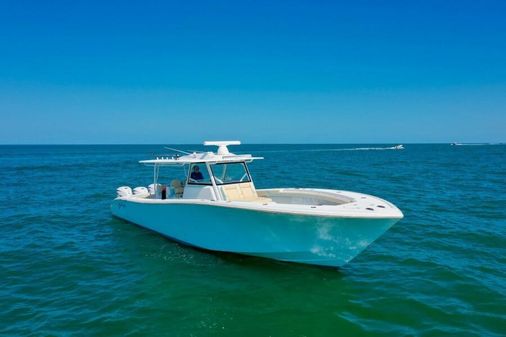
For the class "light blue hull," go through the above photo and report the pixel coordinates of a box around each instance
[111,200,399,267]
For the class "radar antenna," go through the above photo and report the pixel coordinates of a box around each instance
[203,141,241,155]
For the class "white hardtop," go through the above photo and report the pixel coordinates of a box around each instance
[139,141,263,166]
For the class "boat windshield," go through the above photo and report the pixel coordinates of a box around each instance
[211,162,251,185]
[187,163,212,185]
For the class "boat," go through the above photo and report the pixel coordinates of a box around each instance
[391,144,404,150]
[111,141,404,267]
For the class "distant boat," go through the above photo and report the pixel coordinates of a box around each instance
[392,144,404,150]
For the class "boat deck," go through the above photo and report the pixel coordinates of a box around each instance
[119,188,403,219]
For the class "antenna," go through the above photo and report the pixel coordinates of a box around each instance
[203,141,241,155]
[164,147,192,155]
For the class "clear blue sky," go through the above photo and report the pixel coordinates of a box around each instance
[1,0,505,144]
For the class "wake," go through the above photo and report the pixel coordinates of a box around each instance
[249,145,405,153]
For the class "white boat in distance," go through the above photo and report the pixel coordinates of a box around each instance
[111,141,403,268]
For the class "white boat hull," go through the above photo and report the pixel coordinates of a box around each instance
[111,198,401,267]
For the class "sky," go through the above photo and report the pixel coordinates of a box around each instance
[0,0,505,144]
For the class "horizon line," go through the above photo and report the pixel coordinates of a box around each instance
[0,142,504,146]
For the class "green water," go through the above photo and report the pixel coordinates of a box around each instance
[1,144,505,336]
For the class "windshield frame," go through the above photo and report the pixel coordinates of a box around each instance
[210,161,252,185]
[186,162,213,186]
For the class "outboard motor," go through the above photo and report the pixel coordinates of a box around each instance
[117,186,132,198]
[148,183,163,199]
[133,186,149,198]
[148,183,160,195]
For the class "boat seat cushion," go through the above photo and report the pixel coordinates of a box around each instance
[222,183,271,203]
[171,179,184,198]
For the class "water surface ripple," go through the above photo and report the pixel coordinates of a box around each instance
[0,144,505,336]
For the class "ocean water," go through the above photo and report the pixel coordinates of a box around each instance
[1,144,505,336]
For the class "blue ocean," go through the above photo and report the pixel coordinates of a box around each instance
[1,144,505,336]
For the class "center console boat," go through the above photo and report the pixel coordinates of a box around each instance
[111,141,403,267]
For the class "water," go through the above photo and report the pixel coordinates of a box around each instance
[1,144,505,336]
